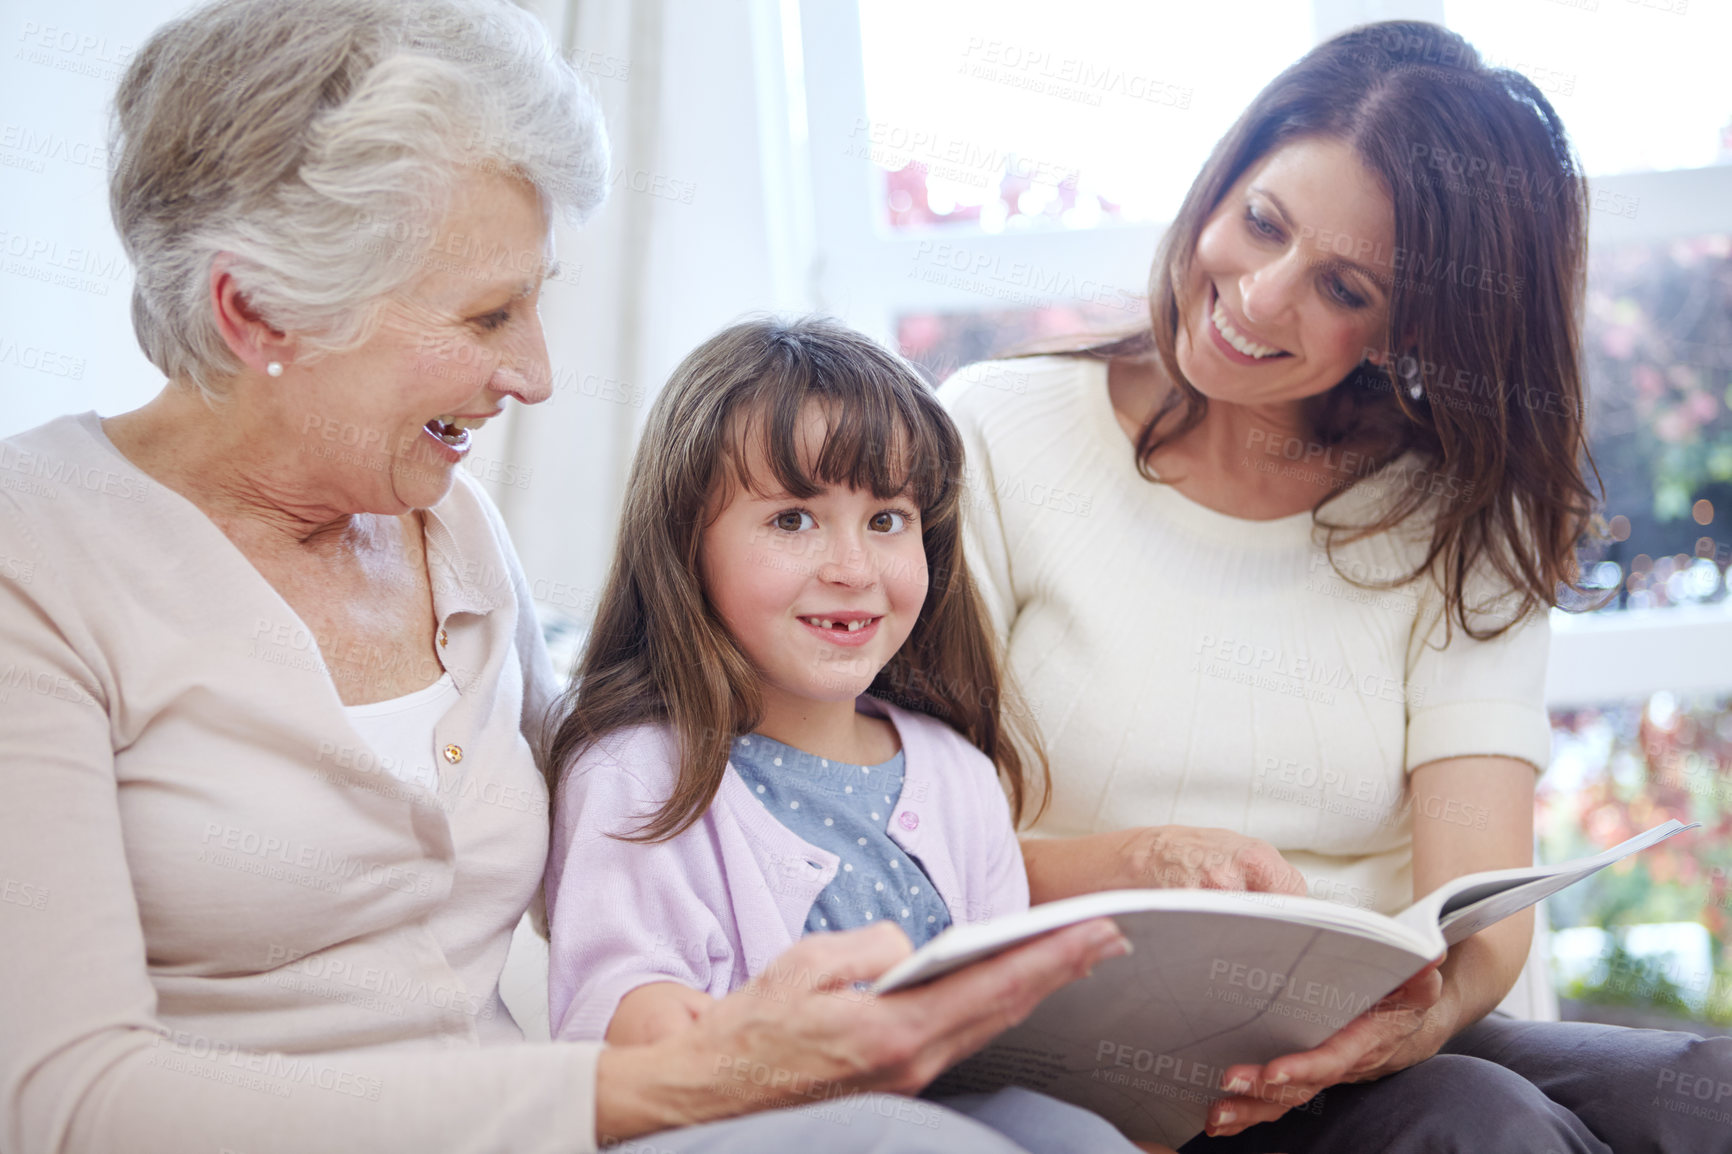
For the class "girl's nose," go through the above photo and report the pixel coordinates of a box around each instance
[817,542,875,588]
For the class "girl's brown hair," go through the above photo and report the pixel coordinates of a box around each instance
[543,317,1047,842]
[1072,20,1595,638]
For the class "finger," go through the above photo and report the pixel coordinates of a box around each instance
[1389,965,1445,1008]
[755,922,912,992]
[1259,1015,1384,1087]
[1257,965,1443,1085]
[900,918,1128,1067]
[1218,1068,1328,1109]
[1208,1094,1285,1137]
[1219,1063,1262,1095]
[1208,1081,1324,1137]
[1238,845,1309,895]
[1385,962,1439,995]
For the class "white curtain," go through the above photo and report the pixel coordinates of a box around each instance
[495,0,818,1037]
[490,0,816,638]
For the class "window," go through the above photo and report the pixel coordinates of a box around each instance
[1444,0,1732,178]
[1546,692,1732,1031]
[1576,235,1732,613]
[857,0,1310,233]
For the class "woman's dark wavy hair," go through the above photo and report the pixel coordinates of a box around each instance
[542,317,1047,842]
[1068,20,1596,638]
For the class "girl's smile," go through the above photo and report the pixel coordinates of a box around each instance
[795,612,882,647]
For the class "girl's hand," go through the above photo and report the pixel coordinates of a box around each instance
[593,917,1130,1143]
[607,982,715,1047]
[1204,961,1449,1138]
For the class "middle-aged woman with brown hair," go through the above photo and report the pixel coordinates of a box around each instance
[0,2,1133,1152]
[940,19,1730,1154]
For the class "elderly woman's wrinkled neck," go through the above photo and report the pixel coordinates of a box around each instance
[104,384,394,555]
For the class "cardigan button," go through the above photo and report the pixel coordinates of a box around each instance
[438,628,449,647]
[442,744,463,764]
[897,811,919,831]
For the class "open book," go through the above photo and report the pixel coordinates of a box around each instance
[875,820,1697,1148]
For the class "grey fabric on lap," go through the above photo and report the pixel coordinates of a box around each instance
[1440,1014,1732,1154]
[1178,1013,1730,1154]
[932,1087,1146,1154]
[615,1092,1040,1153]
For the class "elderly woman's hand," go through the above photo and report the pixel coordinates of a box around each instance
[1022,825,1309,904]
[592,916,1129,1142]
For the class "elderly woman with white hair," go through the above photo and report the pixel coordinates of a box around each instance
[0,2,1128,1152]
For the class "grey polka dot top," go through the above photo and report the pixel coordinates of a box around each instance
[730,732,954,948]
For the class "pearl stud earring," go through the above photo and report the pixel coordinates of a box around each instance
[266,361,283,377]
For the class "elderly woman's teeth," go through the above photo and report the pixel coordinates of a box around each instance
[425,415,487,447]
[1211,298,1283,359]
[432,415,489,432]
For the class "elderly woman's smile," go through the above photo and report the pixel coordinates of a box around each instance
[424,413,494,451]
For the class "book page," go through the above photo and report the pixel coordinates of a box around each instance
[894,821,1696,1146]
[1406,819,1699,945]
[875,888,1432,994]
[929,905,1430,1147]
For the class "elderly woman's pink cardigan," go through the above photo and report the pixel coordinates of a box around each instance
[0,413,599,1154]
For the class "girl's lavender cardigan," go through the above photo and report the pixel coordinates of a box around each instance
[545,695,1031,1041]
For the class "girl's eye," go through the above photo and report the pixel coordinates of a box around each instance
[869,509,910,533]
[772,509,816,532]
[1244,204,1281,240]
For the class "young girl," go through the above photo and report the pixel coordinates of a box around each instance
[542,318,1151,1154]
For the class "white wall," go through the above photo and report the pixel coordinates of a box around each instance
[0,0,192,431]
[504,0,813,615]
[0,0,812,618]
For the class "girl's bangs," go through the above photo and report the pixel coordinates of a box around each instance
[723,376,952,512]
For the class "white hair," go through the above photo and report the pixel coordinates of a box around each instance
[110,0,610,396]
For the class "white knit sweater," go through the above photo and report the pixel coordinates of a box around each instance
[938,356,1552,916]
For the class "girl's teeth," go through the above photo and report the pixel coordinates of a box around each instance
[803,617,870,632]
[1211,299,1282,359]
